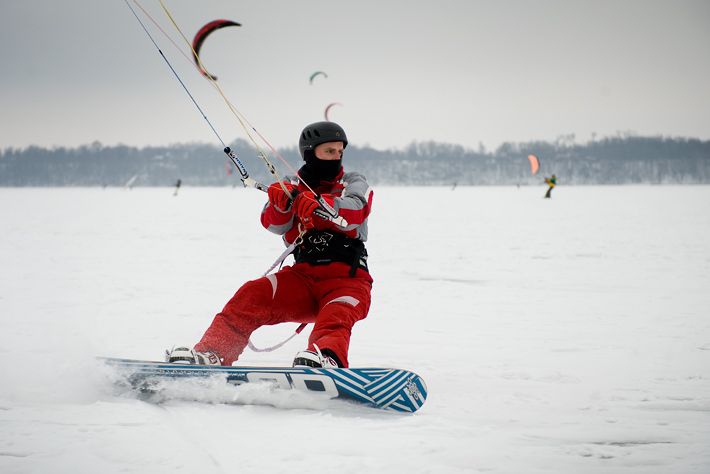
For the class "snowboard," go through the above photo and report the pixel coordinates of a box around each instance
[100,357,428,413]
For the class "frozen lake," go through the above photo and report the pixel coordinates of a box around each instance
[1,185,709,473]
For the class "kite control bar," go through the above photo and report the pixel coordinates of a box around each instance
[314,203,348,228]
[223,147,267,192]
[223,147,348,228]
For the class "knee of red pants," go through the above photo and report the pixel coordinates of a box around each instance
[308,300,369,368]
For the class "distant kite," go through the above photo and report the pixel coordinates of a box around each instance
[527,154,540,175]
[324,102,342,121]
[309,71,328,85]
[192,19,241,80]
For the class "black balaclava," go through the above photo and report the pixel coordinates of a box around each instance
[298,149,342,188]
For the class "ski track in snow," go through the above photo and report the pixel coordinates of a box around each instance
[1,186,709,473]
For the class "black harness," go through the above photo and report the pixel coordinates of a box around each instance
[293,230,368,277]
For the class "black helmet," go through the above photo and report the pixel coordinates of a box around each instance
[298,121,348,159]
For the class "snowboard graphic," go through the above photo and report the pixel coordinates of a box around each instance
[100,357,428,413]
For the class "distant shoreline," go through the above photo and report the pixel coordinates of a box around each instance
[2,135,708,186]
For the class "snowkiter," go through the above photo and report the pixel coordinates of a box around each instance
[544,174,557,198]
[167,121,373,368]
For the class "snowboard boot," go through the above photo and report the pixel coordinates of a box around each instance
[292,344,339,368]
[165,346,221,366]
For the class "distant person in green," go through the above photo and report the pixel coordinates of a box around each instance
[544,174,557,198]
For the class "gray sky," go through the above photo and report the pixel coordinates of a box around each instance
[1,0,709,151]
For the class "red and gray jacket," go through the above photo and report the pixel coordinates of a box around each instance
[260,168,373,276]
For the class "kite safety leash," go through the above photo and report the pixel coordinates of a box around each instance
[246,226,308,352]
[246,323,308,353]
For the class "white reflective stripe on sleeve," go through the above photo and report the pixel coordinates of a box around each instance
[325,295,360,307]
[266,274,277,299]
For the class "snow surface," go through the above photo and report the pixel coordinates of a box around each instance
[1,185,709,473]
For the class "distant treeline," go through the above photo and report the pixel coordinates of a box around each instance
[1,135,709,186]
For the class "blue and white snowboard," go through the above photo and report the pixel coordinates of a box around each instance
[100,357,428,413]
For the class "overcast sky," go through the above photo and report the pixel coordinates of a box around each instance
[1,0,708,152]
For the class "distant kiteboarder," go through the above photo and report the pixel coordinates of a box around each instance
[173,178,182,196]
[125,174,138,190]
[544,174,557,198]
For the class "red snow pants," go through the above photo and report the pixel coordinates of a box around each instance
[194,262,372,367]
